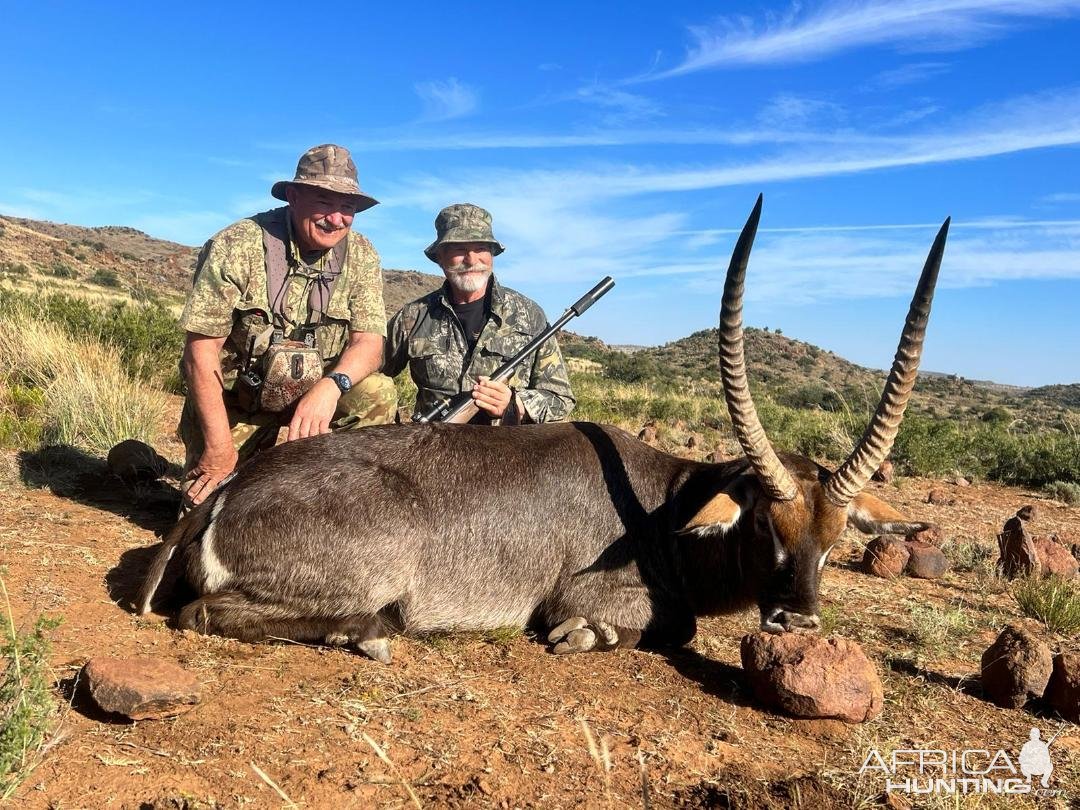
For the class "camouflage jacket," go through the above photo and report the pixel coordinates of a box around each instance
[179,207,386,389]
[383,277,575,422]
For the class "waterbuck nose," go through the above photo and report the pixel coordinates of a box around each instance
[760,608,821,634]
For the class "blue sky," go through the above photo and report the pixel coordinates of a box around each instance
[2,1,1079,386]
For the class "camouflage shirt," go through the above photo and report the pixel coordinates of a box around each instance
[384,276,575,422]
[179,207,386,388]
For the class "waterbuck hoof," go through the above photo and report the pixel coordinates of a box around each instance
[553,628,597,655]
[356,637,393,665]
[548,617,621,654]
[547,617,588,644]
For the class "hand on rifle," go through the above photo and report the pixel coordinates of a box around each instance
[472,376,515,418]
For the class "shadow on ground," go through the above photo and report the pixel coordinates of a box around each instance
[18,445,180,534]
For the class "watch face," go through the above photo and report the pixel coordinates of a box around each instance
[332,373,352,392]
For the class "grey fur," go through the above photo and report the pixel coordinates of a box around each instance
[137,424,928,661]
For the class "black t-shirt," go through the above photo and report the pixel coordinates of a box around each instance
[451,297,487,353]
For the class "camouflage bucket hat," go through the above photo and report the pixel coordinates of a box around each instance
[424,203,506,262]
[271,144,378,213]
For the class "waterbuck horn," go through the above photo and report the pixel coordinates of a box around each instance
[719,194,799,502]
[824,218,951,507]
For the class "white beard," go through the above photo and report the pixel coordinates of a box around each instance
[445,265,492,295]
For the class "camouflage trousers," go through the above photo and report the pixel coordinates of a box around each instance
[178,372,397,502]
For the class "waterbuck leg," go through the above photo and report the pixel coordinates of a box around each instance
[178,593,393,662]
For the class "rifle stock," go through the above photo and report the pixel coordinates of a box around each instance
[414,276,615,424]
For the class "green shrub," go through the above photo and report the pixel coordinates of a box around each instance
[88,268,121,288]
[1,577,59,800]
[1013,576,1080,634]
[47,263,77,279]
[0,291,184,388]
[1043,480,1080,506]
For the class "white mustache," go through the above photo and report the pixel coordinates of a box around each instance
[446,262,491,274]
[314,218,347,232]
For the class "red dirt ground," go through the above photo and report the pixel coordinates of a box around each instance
[1,430,1078,808]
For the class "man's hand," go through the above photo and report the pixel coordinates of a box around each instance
[184,443,239,507]
[287,377,341,441]
[472,376,514,418]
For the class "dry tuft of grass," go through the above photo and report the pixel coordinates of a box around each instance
[0,575,60,801]
[905,600,976,656]
[0,310,165,455]
[1012,576,1080,634]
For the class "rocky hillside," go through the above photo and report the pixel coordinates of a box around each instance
[0,214,443,318]
[2,213,1076,423]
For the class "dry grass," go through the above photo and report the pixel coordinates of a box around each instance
[1012,576,1080,634]
[0,309,165,455]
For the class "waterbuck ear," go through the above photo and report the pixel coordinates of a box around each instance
[681,492,743,538]
[847,492,932,536]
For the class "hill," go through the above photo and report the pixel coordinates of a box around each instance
[2,212,1076,424]
[0,214,443,318]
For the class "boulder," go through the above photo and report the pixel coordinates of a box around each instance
[1032,537,1080,579]
[906,525,943,546]
[1015,504,1038,523]
[871,460,894,484]
[980,626,1052,709]
[741,633,883,723]
[904,541,950,579]
[862,536,909,579]
[997,516,1039,579]
[926,488,956,506]
[1045,653,1080,723]
[953,476,971,488]
[83,657,201,720]
[106,440,168,485]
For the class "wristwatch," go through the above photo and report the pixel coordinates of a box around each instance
[327,372,352,394]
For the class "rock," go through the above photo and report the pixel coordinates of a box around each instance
[871,460,894,484]
[637,426,658,444]
[926,488,955,506]
[997,516,1039,579]
[686,433,703,449]
[906,525,943,546]
[862,536,909,579]
[980,626,1052,709]
[1045,653,1080,723]
[904,541,950,579]
[953,476,971,487]
[740,633,883,723]
[1032,537,1080,579]
[83,657,201,720]
[106,440,168,484]
[1016,504,1038,523]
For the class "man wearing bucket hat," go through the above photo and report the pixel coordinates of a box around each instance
[384,203,574,424]
[178,144,397,510]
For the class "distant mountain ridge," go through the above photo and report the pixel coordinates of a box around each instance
[1,213,1075,421]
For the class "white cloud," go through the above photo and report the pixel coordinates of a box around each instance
[864,61,952,90]
[414,78,479,122]
[643,1,1080,79]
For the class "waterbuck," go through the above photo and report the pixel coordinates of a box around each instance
[139,196,948,664]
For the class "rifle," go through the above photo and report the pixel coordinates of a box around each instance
[414,276,615,425]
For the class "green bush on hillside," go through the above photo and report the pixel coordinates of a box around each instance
[88,268,121,288]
